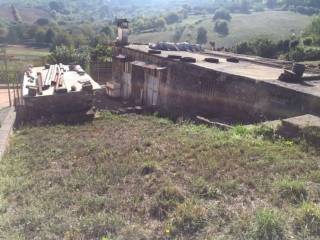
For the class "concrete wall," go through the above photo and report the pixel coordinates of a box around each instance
[112,47,320,123]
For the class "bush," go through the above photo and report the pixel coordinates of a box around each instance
[295,202,320,236]
[192,177,219,199]
[168,200,208,236]
[303,37,313,46]
[214,20,229,35]
[274,179,308,204]
[252,38,277,58]
[213,8,231,21]
[140,161,158,176]
[234,41,254,55]
[295,6,319,16]
[253,3,265,12]
[150,185,185,220]
[35,18,50,26]
[251,209,286,240]
[165,13,180,25]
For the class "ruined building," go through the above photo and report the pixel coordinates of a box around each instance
[110,20,320,123]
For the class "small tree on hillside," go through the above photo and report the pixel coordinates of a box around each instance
[165,13,180,25]
[213,8,231,21]
[197,27,208,45]
[214,20,229,35]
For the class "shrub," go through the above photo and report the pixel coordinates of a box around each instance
[213,8,231,21]
[192,177,219,199]
[274,179,308,204]
[165,13,180,25]
[295,202,320,236]
[287,47,305,61]
[253,3,265,12]
[303,37,313,46]
[252,38,277,58]
[35,18,50,26]
[150,185,185,220]
[250,209,285,240]
[234,41,254,55]
[168,200,208,236]
[141,161,158,176]
[214,20,229,35]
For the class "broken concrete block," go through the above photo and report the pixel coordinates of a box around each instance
[278,114,320,144]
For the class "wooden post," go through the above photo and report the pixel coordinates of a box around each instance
[3,48,12,107]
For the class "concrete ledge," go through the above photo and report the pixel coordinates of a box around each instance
[0,107,16,159]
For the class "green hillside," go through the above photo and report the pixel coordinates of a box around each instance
[130,11,313,48]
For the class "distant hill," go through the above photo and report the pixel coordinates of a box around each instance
[0,4,51,24]
[130,11,313,48]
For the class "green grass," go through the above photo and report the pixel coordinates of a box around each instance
[6,45,49,58]
[0,112,319,239]
[130,11,313,48]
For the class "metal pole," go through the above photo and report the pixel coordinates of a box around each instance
[4,48,12,107]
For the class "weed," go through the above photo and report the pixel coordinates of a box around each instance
[253,125,277,140]
[309,171,320,183]
[192,177,220,199]
[219,180,240,196]
[274,179,308,204]
[168,200,208,236]
[150,184,185,220]
[295,202,320,236]
[250,209,286,240]
[141,161,158,176]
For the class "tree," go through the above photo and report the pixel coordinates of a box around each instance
[213,8,231,21]
[196,27,208,45]
[35,18,50,26]
[165,13,180,25]
[214,20,229,35]
[49,45,91,69]
[45,28,56,43]
[252,38,277,58]
[266,0,277,9]
[240,0,250,13]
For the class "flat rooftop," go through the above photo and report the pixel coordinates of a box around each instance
[126,44,320,98]
[23,65,101,97]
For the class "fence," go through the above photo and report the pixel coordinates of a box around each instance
[0,48,25,108]
[89,61,112,85]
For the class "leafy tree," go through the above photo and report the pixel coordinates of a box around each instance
[90,44,112,62]
[214,20,229,35]
[35,18,50,26]
[49,45,91,69]
[45,28,56,43]
[165,13,180,25]
[35,28,46,43]
[266,0,277,9]
[213,8,231,21]
[173,26,185,42]
[196,27,207,45]
[54,32,73,47]
[252,38,277,58]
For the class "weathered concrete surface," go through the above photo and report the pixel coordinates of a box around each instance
[0,107,15,159]
[112,44,320,123]
[279,114,320,139]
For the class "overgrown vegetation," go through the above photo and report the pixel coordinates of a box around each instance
[0,113,319,239]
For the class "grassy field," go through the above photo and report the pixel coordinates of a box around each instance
[130,11,313,48]
[0,112,319,239]
[6,45,49,58]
